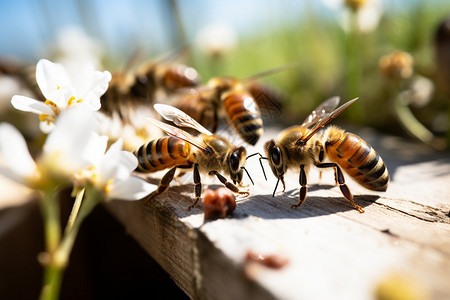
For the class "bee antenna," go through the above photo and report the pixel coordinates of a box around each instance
[272,177,280,197]
[246,152,268,181]
[241,167,254,186]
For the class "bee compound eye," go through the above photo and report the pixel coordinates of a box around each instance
[230,152,240,172]
[271,147,281,167]
[237,168,244,183]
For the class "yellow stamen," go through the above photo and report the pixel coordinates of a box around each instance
[67,96,83,107]
[67,96,76,106]
[39,114,49,122]
[45,99,57,107]
[39,113,55,125]
[44,99,61,115]
[104,179,114,194]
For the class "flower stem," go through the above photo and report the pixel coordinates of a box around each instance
[394,93,434,144]
[56,186,100,263]
[65,188,85,234]
[39,189,62,300]
[39,265,64,300]
[39,186,101,300]
[40,190,61,258]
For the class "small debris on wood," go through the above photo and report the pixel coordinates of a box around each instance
[202,187,236,221]
[243,250,290,280]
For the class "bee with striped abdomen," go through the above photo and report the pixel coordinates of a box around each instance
[172,64,292,146]
[134,104,251,210]
[100,48,199,124]
[263,97,389,213]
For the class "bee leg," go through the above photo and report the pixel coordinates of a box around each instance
[144,166,178,205]
[316,163,364,213]
[211,104,219,133]
[292,165,307,209]
[209,170,250,197]
[318,144,325,181]
[188,163,202,211]
[280,175,286,192]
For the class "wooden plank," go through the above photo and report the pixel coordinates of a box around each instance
[106,128,450,300]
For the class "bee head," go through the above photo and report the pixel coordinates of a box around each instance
[229,146,247,184]
[264,139,285,179]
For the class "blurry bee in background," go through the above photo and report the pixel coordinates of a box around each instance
[263,97,389,213]
[100,47,200,124]
[0,59,43,101]
[171,64,291,146]
[134,104,251,210]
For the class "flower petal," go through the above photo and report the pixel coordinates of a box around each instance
[72,64,111,110]
[0,123,38,181]
[39,120,56,134]
[82,132,108,166]
[108,176,155,201]
[36,59,73,100]
[115,151,138,180]
[97,138,123,185]
[0,167,27,185]
[78,68,111,99]
[11,95,52,115]
[43,106,98,174]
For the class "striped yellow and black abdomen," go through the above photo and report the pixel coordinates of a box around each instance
[134,136,193,172]
[222,90,263,145]
[326,132,389,191]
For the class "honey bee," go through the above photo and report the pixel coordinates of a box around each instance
[134,104,251,210]
[0,59,43,101]
[101,49,199,123]
[172,64,291,146]
[263,97,389,213]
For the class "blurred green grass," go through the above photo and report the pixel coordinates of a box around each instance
[185,1,449,147]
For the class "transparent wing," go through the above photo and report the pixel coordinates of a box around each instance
[297,98,358,144]
[300,96,340,128]
[241,62,299,83]
[147,117,209,152]
[154,103,213,136]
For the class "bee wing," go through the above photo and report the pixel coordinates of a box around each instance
[300,96,341,128]
[298,97,358,144]
[148,117,210,152]
[154,103,213,135]
[241,62,299,83]
[153,45,189,64]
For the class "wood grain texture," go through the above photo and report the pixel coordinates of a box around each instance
[106,128,450,300]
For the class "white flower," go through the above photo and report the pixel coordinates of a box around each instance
[320,0,383,33]
[0,123,40,186]
[74,138,155,201]
[11,59,111,133]
[96,111,161,152]
[0,106,102,189]
[196,23,237,57]
[52,26,104,71]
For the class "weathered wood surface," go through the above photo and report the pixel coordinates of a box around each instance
[105,128,450,300]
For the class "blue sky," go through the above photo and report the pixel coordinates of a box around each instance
[0,0,447,61]
[0,0,316,60]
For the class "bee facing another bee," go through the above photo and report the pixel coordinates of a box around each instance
[133,104,251,210]
[263,97,389,213]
